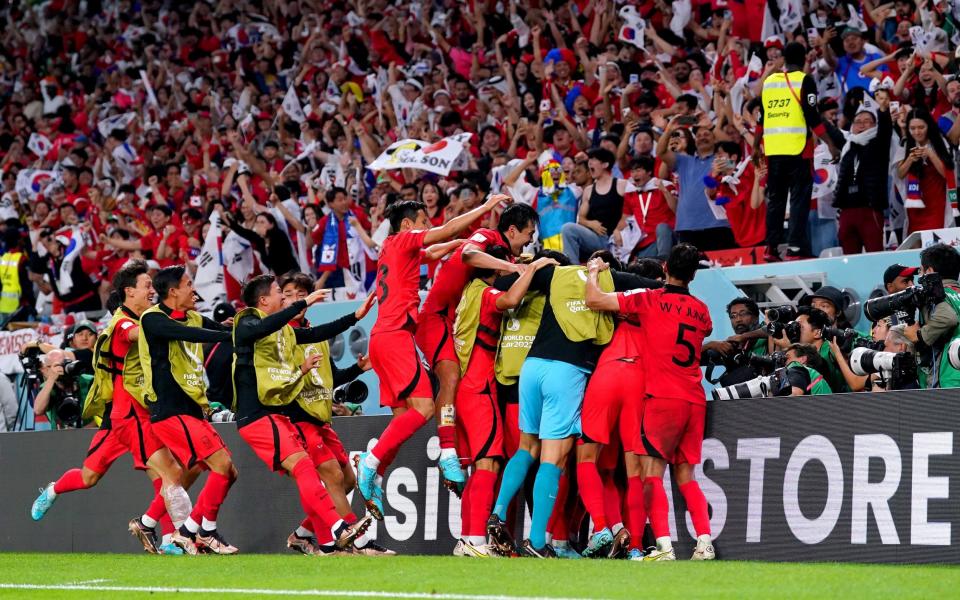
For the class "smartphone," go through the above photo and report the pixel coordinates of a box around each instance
[629,73,639,85]
[723,10,732,20]
[540,99,552,111]
[677,115,698,126]
[890,101,900,112]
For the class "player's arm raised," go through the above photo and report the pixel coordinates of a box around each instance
[422,193,512,245]
[424,238,468,261]
[496,257,557,310]
[584,257,620,312]
[463,243,524,274]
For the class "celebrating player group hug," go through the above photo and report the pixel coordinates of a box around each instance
[28,191,715,562]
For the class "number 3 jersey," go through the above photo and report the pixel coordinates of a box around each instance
[616,285,712,404]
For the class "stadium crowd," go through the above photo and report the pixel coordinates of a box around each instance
[7,0,960,564]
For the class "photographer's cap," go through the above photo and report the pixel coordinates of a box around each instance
[801,285,844,312]
[67,320,97,340]
[883,264,918,285]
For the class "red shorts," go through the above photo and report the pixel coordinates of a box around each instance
[415,312,456,368]
[581,359,643,450]
[152,414,227,469]
[293,420,350,467]
[370,329,434,408]
[455,384,505,464]
[238,414,306,473]
[636,397,705,465]
[83,413,164,474]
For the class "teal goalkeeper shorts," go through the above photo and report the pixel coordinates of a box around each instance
[518,357,588,440]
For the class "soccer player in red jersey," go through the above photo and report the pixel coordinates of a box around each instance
[355,193,511,519]
[140,266,238,555]
[233,275,373,552]
[577,257,665,560]
[29,260,195,556]
[451,249,557,557]
[585,243,716,561]
[416,204,538,490]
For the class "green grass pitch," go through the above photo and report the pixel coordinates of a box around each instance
[0,553,957,599]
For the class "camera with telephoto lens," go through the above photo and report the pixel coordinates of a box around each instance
[822,326,858,347]
[864,273,946,323]
[19,345,43,381]
[53,360,84,428]
[850,347,919,390]
[333,380,368,405]
[764,305,799,338]
[748,351,787,374]
[711,368,790,400]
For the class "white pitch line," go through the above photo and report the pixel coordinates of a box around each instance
[0,583,594,600]
[68,579,110,585]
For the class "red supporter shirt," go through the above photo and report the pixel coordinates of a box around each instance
[460,286,505,393]
[597,320,645,367]
[372,229,429,334]
[108,314,148,420]
[140,228,188,267]
[720,163,766,247]
[617,286,712,404]
[624,185,675,249]
[420,228,508,320]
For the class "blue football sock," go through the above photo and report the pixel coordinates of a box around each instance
[492,449,535,520]
[529,462,562,550]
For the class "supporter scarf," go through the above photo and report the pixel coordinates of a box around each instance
[840,126,879,160]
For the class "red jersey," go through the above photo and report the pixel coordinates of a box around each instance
[108,314,148,420]
[372,229,428,334]
[719,163,765,247]
[597,320,644,367]
[624,185,676,249]
[617,286,712,404]
[421,228,508,320]
[460,286,504,393]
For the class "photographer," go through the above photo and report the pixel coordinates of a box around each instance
[772,307,848,392]
[33,349,90,430]
[884,264,918,294]
[702,298,769,385]
[903,244,960,388]
[782,344,833,396]
[20,320,97,377]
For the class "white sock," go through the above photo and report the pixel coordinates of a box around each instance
[545,532,553,544]
[329,519,346,539]
[375,474,384,487]
[354,533,370,548]
[141,514,158,529]
[611,522,624,535]
[46,483,57,499]
[363,453,380,470]
[466,535,486,546]
[184,517,200,534]
[295,526,313,538]
[553,540,569,549]
[201,518,217,531]
[656,536,672,551]
[439,448,457,460]
[697,533,712,545]
[162,533,173,546]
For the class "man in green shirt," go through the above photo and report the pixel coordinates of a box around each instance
[783,344,833,396]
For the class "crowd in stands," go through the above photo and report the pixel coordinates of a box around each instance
[2,0,960,320]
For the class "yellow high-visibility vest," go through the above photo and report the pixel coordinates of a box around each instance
[761,71,809,156]
[0,251,22,313]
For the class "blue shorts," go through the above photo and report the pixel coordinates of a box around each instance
[518,357,588,440]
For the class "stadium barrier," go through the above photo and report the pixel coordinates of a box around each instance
[2,388,958,562]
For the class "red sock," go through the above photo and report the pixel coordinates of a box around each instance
[145,479,166,521]
[343,512,358,524]
[644,477,670,540]
[53,468,88,494]
[679,480,711,537]
[292,458,341,534]
[626,476,646,549]
[160,513,174,535]
[188,496,205,525]
[372,410,427,469]
[460,472,476,537]
[438,424,455,449]
[547,472,570,541]
[199,471,232,522]
[602,473,623,528]
[575,461,607,530]
[299,517,313,533]
[469,469,497,540]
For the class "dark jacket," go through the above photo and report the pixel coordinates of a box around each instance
[833,110,893,211]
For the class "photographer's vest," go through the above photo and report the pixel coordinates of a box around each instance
[495,292,545,385]
[233,307,305,408]
[548,266,615,344]
[937,286,960,388]
[82,307,146,421]
[293,339,335,423]
[0,251,21,313]
[787,361,832,395]
[454,279,497,376]
[818,342,849,393]
[761,71,808,156]
[138,305,208,408]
